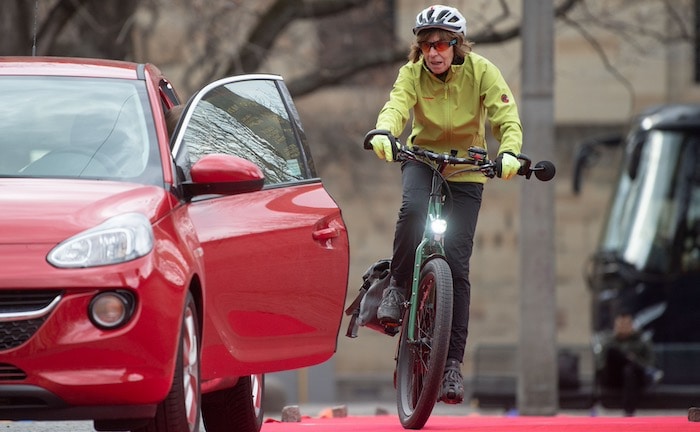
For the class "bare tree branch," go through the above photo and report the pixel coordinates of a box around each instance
[573,0,693,51]
[0,1,34,55]
[560,15,636,116]
[35,0,90,55]
[3,0,691,104]
[466,0,582,45]
[228,0,372,75]
[287,0,584,97]
[663,0,693,40]
[287,46,401,96]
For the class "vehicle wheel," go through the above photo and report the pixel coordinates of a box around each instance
[396,258,453,430]
[201,374,265,432]
[133,292,201,432]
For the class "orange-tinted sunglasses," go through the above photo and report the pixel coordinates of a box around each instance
[420,38,457,54]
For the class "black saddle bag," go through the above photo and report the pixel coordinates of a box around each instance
[344,259,398,337]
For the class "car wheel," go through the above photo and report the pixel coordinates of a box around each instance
[134,292,201,432]
[201,374,265,432]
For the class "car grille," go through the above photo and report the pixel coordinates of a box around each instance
[0,318,49,350]
[0,290,62,351]
[0,363,26,381]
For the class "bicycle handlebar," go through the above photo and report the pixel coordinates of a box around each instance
[363,129,556,182]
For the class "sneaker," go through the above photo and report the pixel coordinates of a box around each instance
[377,279,405,325]
[439,359,464,404]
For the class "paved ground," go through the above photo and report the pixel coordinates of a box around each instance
[261,414,698,432]
[3,403,688,432]
[268,401,691,420]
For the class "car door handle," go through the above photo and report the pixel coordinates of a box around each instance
[312,227,339,241]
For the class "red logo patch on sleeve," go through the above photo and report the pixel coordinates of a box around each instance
[501,94,510,103]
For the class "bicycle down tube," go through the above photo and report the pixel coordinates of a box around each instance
[406,160,448,341]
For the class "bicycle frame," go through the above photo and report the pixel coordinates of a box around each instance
[406,161,449,341]
[361,129,493,339]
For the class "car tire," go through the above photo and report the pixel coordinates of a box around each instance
[133,292,201,432]
[201,374,265,432]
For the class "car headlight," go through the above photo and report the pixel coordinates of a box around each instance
[48,213,154,268]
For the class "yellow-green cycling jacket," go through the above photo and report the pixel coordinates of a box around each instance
[375,52,523,183]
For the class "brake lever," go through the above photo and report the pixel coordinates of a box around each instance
[517,153,533,178]
[481,164,496,178]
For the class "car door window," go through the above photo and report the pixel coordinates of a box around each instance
[175,77,315,186]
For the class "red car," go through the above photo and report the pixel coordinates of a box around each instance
[0,57,349,432]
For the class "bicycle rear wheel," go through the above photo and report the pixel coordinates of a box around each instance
[395,258,453,429]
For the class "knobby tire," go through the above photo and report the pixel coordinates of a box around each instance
[395,258,453,430]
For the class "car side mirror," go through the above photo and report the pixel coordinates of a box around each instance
[572,134,622,195]
[181,154,264,200]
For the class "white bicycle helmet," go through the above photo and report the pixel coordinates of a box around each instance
[413,5,467,37]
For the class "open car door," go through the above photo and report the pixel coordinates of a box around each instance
[172,75,349,379]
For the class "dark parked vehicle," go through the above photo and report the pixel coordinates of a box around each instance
[574,103,700,408]
[470,104,700,410]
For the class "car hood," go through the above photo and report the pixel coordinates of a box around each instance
[0,178,172,244]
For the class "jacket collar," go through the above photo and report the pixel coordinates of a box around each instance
[419,57,458,82]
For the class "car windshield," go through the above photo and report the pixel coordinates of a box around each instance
[0,76,162,185]
[600,129,700,274]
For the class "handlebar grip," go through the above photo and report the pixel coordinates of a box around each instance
[516,153,532,176]
[511,152,556,181]
[362,130,376,150]
[363,129,399,160]
[363,129,392,150]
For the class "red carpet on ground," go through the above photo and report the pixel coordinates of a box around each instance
[262,415,695,431]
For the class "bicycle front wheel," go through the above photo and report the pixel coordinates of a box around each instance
[395,258,453,430]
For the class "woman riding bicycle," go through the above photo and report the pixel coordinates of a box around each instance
[370,4,523,404]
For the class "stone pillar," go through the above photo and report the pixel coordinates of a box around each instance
[517,0,558,416]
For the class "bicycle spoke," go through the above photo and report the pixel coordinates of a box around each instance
[396,259,453,429]
[406,276,438,410]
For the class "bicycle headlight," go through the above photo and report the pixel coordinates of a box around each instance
[48,213,154,268]
[430,218,447,235]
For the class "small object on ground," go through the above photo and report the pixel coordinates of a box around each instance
[319,405,348,418]
[318,405,348,418]
[332,405,348,418]
[375,406,390,416]
[688,407,700,422]
[281,405,302,422]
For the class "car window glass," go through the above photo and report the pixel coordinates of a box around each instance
[680,135,700,272]
[178,79,311,185]
[0,77,161,185]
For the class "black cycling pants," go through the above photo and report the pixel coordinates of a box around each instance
[390,160,483,363]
